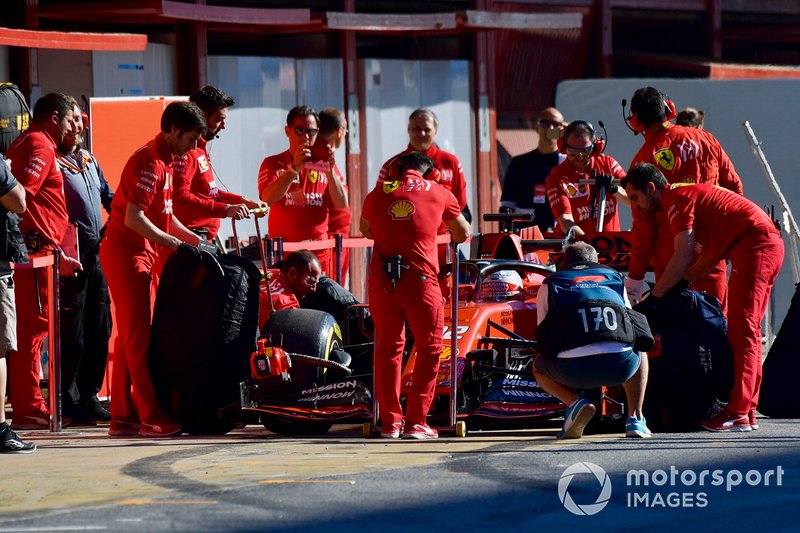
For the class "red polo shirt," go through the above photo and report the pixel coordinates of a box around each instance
[173,136,245,239]
[663,183,778,262]
[545,154,626,235]
[105,134,175,254]
[257,150,333,242]
[6,124,69,250]
[362,169,461,279]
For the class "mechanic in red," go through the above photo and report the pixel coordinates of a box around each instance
[258,106,347,272]
[624,163,783,432]
[6,92,82,429]
[172,85,265,241]
[361,151,470,439]
[378,109,470,264]
[316,108,351,278]
[625,87,744,307]
[100,101,207,438]
[545,120,628,237]
[258,250,322,327]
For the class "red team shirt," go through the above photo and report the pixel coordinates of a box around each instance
[257,150,334,242]
[105,134,175,255]
[6,125,69,250]
[362,170,462,279]
[173,136,245,239]
[545,154,626,234]
[663,183,778,262]
[628,123,744,280]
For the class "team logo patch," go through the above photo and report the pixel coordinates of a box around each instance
[197,154,210,172]
[565,182,588,197]
[383,180,400,194]
[655,148,676,171]
[307,170,319,184]
[389,200,415,219]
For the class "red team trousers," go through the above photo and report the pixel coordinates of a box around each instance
[369,272,444,427]
[100,243,167,425]
[725,226,784,416]
[9,268,50,417]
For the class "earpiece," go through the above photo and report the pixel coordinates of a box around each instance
[424,165,442,182]
[386,156,402,181]
[665,99,677,121]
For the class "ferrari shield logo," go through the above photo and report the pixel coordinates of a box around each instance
[383,180,400,194]
[655,148,676,171]
[307,170,319,184]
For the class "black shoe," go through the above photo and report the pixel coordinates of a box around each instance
[78,397,111,424]
[0,422,37,453]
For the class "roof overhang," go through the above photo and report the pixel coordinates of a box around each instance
[0,26,146,51]
[39,1,313,28]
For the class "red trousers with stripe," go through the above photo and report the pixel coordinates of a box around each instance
[725,226,784,416]
[9,268,49,417]
[100,243,170,426]
[369,272,444,427]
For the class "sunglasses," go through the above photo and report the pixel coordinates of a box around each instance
[538,119,562,128]
[293,126,319,137]
[565,145,594,156]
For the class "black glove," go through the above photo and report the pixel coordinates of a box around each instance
[595,174,618,194]
[177,242,199,257]
[633,294,660,317]
[663,278,691,299]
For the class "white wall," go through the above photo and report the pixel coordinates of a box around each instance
[556,78,800,331]
[363,59,474,218]
[92,43,176,97]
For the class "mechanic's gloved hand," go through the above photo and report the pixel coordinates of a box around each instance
[177,242,199,256]
[663,278,691,299]
[595,173,618,194]
[624,277,648,305]
[633,293,660,317]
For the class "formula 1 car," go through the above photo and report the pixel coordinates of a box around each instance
[242,211,634,437]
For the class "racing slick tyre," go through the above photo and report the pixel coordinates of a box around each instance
[262,308,344,390]
[259,309,344,436]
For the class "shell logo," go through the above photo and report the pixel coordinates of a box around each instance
[389,200,415,219]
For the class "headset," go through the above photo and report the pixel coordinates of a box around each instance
[622,95,677,135]
[386,155,442,182]
[558,120,606,156]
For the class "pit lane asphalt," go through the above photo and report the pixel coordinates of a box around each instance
[2,419,799,531]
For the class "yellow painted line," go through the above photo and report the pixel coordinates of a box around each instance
[259,479,355,485]
[116,499,218,506]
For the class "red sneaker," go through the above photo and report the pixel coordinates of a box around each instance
[701,411,752,432]
[109,418,140,437]
[402,423,438,440]
[139,420,183,438]
[749,410,760,430]
[380,422,403,439]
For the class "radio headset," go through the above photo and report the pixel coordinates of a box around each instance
[622,97,677,135]
[558,120,608,156]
